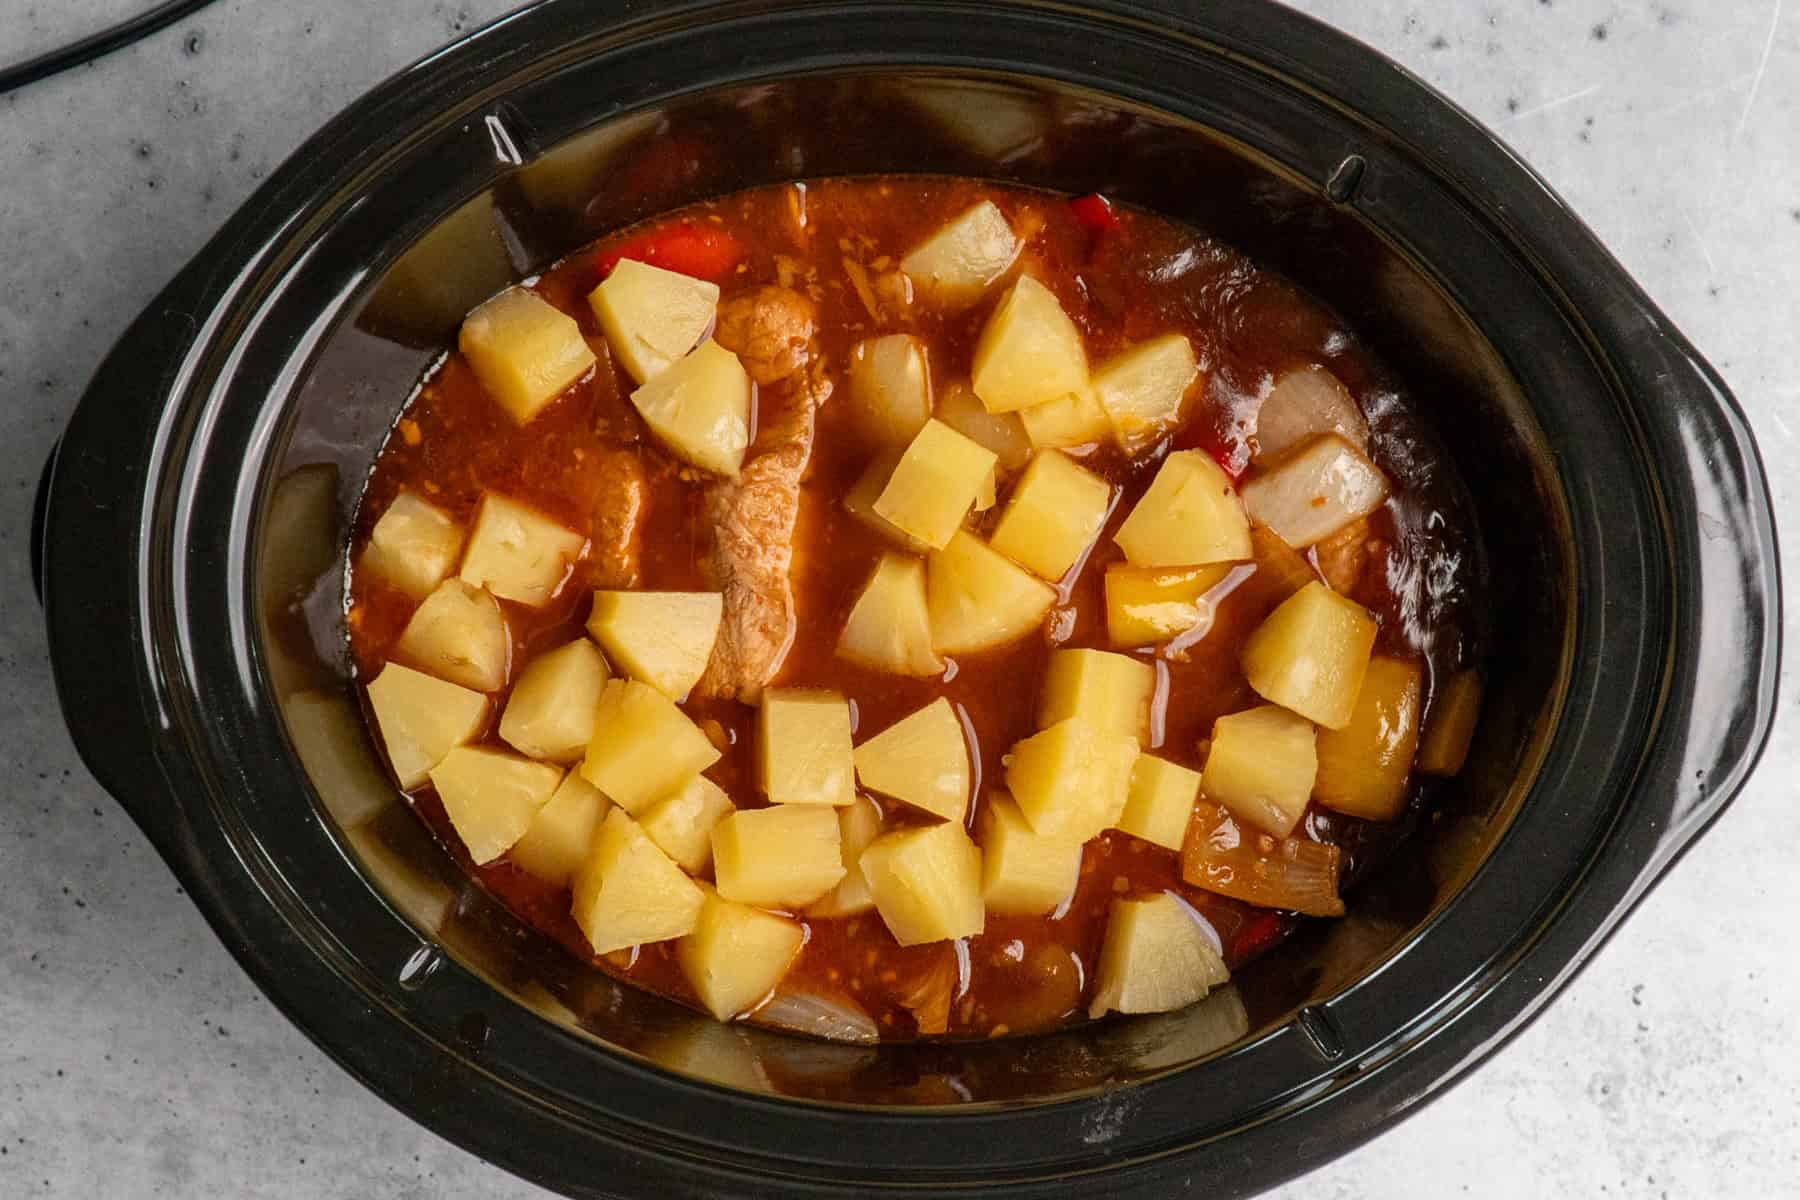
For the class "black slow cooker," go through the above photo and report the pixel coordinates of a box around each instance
[31,1,1781,1196]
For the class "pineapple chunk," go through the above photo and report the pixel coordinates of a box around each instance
[638,774,735,874]
[588,258,719,384]
[393,578,510,692]
[759,688,856,807]
[1087,893,1229,1018]
[848,334,933,446]
[926,529,1057,655]
[1418,669,1482,776]
[282,690,394,830]
[580,679,722,813]
[872,419,999,550]
[1254,365,1369,461]
[1004,717,1139,841]
[1241,581,1377,729]
[361,491,464,600]
[712,805,845,908]
[859,821,985,946]
[365,663,490,789]
[899,200,1020,305]
[842,450,932,554]
[458,492,587,607]
[1117,755,1200,851]
[498,637,609,762]
[628,339,752,477]
[458,287,596,424]
[510,771,609,886]
[1315,656,1423,821]
[585,590,722,701]
[978,792,1083,915]
[1104,563,1234,648]
[677,890,806,1020]
[572,808,705,954]
[852,697,969,822]
[936,380,1032,470]
[970,276,1088,413]
[1200,705,1317,837]
[1018,386,1111,450]
[1240,433,1390,548]
[1092,334,1199,456]
[836,553,944,676]
[989,451,1113,581]
[1037,648,1156,743]
[973,463,999,512]
[428,746,562,865]
[1114,450,1251,567]
[807,796,885,918]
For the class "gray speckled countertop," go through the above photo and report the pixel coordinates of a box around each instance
[2,3,1796,1197]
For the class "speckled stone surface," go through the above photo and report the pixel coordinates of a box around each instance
[1,2,1795,1197]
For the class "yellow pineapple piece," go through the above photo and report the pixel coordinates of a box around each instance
[711,805,845,908]
[842,449,933,554]
[1117,754,1200,851]
[677,890,806,1020]
[1241,433,1390,548]
[571,808,705,954]
[899,200,1020,306]
[872,419,999,550]
[1037,648,1156,744]
[926,529,1057,655]
[970,276,1088,413]
[458,492,587,607]
[629,339,752,477]
[1091,334,1199,456]
[459,287,597,424]
[498,637,609,763]
[1314,656,1423,821]
[1114,450,1251,567]
[1418,669,1482,776]
[365,663,490,789]
[1103,563,1234,648]
[588,258,719,384]
[580,678,722,813]
[393,578,510,692]
[852,697,969,823]
[361,490,464,600]
[585,590,722,701]
[759,688,855,807]
[836,553,944,676]
[807,796,885,918]
[1241,581,1377,729]
[1017,386,1111,450]
[989,450,1113,581]
[1004,717,1138,841]
[858,821,985,945]
[848,334,933,446]
[429,746,563,865]
[638,774,736,874]
[1200,705,1317,837]
[978,791,1083,915]
[936,380,1032,470]
[510,771,609,886]
[1088,893,1228,1018]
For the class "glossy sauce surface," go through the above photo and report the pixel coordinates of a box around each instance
[347,177,1480,1040]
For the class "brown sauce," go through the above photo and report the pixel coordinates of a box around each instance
[346,176,1480,1040]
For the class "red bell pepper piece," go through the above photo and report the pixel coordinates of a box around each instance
[1232,910,1287,963]
[596,221,742,282]
[1069,193,1121,237]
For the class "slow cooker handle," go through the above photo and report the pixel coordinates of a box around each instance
[30,439,57,606]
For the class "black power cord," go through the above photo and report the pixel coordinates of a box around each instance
[0,0,221,97]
